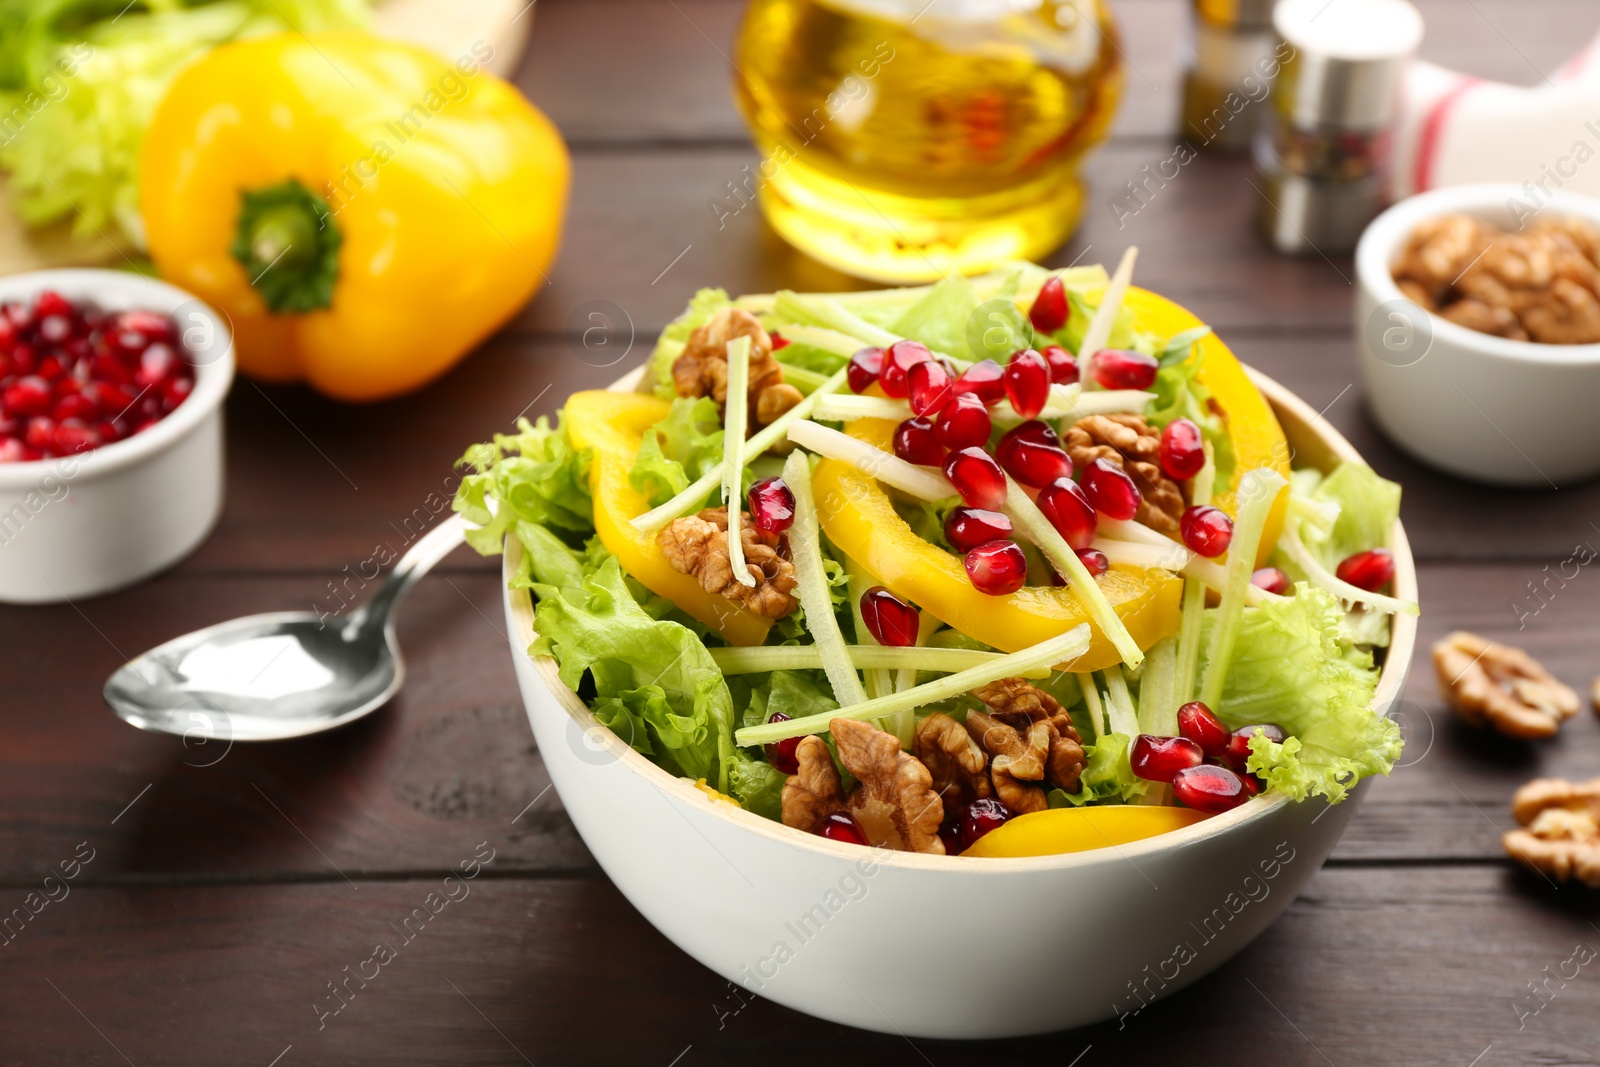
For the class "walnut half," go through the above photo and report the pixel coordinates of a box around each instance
[669,307,802,428]
[781,718,946,854]
[1432,631,1579,739]
[657,507,798,618]
[1504,778,1600,888]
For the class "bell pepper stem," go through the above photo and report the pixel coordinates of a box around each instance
[231,179,342,314]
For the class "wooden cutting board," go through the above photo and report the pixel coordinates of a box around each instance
[0,0,534,274]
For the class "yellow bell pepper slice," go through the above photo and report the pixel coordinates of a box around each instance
[1122,287,1290,566]
[564,391,772,646]
[814,416,1182,673]
[962,805,1211,858]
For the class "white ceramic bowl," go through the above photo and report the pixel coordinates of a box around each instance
[1355,184,1600,487]
[0,270,234,603]
[503,367,1417,1039]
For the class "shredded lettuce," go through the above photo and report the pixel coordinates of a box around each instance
[455,416,592,555]
[1203,584,1401,803]
[1051,732,1147,806]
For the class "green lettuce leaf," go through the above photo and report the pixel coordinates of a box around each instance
[892,275,982,361]
[531,556,736,790]
[1311,463,1402,568]
[650,288,733,397]
[454,415,593,555]
[1051,732,1147,806]
[1205,584,1401,803]
[726,752,786,820]
[627,396,723,508]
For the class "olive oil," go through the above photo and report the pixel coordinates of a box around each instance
[732,0,1122,282]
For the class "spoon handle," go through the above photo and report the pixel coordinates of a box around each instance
[346,514,468,633]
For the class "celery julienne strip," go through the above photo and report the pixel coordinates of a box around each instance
[1002,474,1144,668]
[1093,537,1190,572]
[1076,246,1138,371]
[782,450,868,708]
[1101,665,1140,736]
[1136,637,1179,736]
[786,420,951,501]
[1198,467,1289,709]
[771,324,873,360]
[773,362,829,392]
[1173,445,1216,704]
[1279,519,1419,615]
[721,337,755,587]
[843,554,893,702]
[812,394,909,423]
[1079,676,1107,738]
[735,624,1091,746]
[709,644,1049,677]
[632,366,849,533]
[889,610,942,746]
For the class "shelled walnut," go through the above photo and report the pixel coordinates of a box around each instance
[1432,631,1579,739]
[1392,213,1600,344]
[781,718,946,854]
[657,507,798,618]
[1503,778,1600,888]
[670,307,802,427]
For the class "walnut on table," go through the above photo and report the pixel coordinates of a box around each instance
[1431,631,1579,739]
[1503,778,1600,888]
[1063,413,1186,533]
[670,307,802,428]
[781,718,946,854]
[657,507,798,618]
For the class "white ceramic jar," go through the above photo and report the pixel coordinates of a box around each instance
[0,270,234,604]
[1355,184,1600,487]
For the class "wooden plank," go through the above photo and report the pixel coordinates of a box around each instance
[2,867,1595,1064]
[518,0,1595,144]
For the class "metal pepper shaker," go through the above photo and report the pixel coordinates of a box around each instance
[1255,0,1424,254]
[1180,0,1282,153]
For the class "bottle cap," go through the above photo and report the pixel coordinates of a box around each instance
[1271,0,1423,130]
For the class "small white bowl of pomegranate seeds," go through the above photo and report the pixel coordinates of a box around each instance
[0,270,233,603]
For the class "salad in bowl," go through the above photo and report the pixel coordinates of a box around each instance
[457,250,1416,861]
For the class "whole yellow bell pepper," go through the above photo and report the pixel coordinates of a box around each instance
[564,390,774,647]
[140,32,569,402]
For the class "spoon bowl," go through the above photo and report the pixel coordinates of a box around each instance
[104,515,464,741]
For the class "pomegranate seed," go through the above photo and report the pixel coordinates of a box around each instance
[764,712,801,774]
[1177,701,1229,758]
[964,539,1027,595]
[1239,772,1264,796]
[893,417,945,465]
[160,377,194,412]
[3,376,52,417]
[945,507,1013,552]
[34,291,71,319]
[35,355,64,380]
[0,316,14,350]
[1038,477,1097,549]
[943,446,1007,509]
[1172,764,1250,813]
[1081,458,1141,520]
[880,339,931,399]
[998,418,1058,454]
[958,797,1012,849]
[1091,349,1159,390]
[1181,505,1234,557]
[939,821,963,855]
[1076,547,1109,577]
[0,438,22,463]
[52,419,97,455]
[952,359,1006,405]
[1041,343,1079,385]
[1028,276,1068,335]
[1131,734,1205,783]
[1000,439,1072,488]
[908,359,955,416]
[115,309,176,346]
[24,416,55,451]
[848,346,884,393]
[770,332,790,350]
[5,303,32,331]
[1251,567,1290,595]
[1159,417,1205,480]
[136,343,177,388]
[1003,349,1050,419]
[747,477,796,534]
[861,585,919,647]
[10,343,34,375]
[38,314,73,345]
[933,392,991,449]
[96,419,126,443]
[1224,723,1287,773]
[814,811,868,845]
[51,393,97,422]
[1336,548,1394,592]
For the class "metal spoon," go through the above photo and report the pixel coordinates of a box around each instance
[104,515,468,742]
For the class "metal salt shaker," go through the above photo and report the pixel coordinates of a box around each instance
[1255,0,1424,254]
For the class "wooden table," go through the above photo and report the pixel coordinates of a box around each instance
[5,1,1600,1063]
